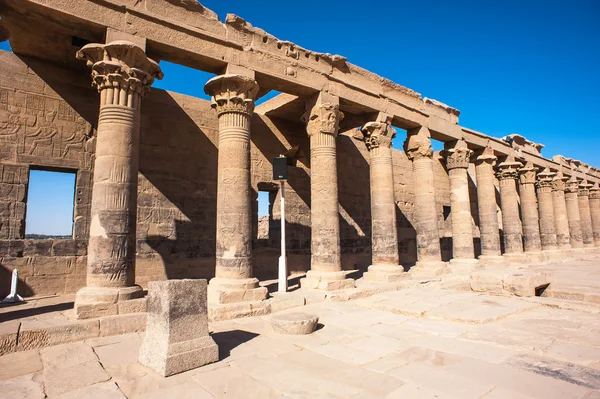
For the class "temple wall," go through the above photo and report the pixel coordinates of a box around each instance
[0,50,454,297]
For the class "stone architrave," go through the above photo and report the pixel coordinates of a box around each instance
[361,115,407,282]
[443,139,478,268]
[565,176,584,249]
[404,127,448,275]
[300,93,355,290]
[551,171,572,250]
[74,40,163,319]
[139,279,219,377]
[536,168,559,251]
[578,180,594,248]
[518,162,543,257]
[589,183,600,247]
[474,145,504,263]
[496,155,526,261]
[204,73,268,304]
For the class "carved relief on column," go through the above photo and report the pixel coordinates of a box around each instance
[443,139,476,263]
[565,176,583,248]
[536,168,558,250]
[578,180,594,247]
[74,41,163,319]
[361,119,405,281]
[496,155,524,255]
[589,182,600,247]
[518,161,542,254]
[404,127,447,275]
[300,94,354,290]
[204,74,268,303]
[474,145,503,259]
[551,171,571,249]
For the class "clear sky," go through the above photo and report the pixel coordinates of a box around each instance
[2,0,599,222]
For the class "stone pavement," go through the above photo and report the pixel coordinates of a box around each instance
[2,272,600,399]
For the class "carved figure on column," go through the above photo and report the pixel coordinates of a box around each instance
[496,155,526,261]
[300,93,354,290]
[536,168,559,254]
[518,161,542,257]
[589,182,600,247]
[361,116,407,282]
[577,180,594,248]
[74,40,163,319]
[564,176,584,249]
[404,127,447,275]
[204,73,268,305]
[443,139,478,269]
[551,171,572,251]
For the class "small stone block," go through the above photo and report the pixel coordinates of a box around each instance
[138,279,219,377]
[271,313,319,335]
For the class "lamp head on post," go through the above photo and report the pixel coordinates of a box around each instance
[273,156,288,181]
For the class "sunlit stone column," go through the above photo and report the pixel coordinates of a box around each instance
[589,183,600,247]
[361,115,407,282]
[74,41,163,319]
[474,145,504,264]
[536,168,559,258]
[565,176,584,249]
[300,93,355,290]
[444,139,478,269]
[204,74,268,304]
[518,161,543,260]
[405,127,448,276]
[497,155,526,262]
[578,180,594,248]
[551,171,572,251]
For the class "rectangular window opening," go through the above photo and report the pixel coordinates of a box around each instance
[25,169,76,239]
[257,190,272,240]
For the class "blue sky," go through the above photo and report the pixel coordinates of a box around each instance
[3,0,599,223]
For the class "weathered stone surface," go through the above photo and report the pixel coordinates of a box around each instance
[470,269,550,297]
[0,320,19,356]
[0,348,43,380]
[271,312,319,335]
[139,279,218,376]
[17,319,99,352]
[99,313,147,337]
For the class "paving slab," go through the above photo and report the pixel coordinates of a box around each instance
[53,381,126,399]
[43,360,110,397]
[0,372,45,399]
[0,349,42,380]
[192,364,283,398]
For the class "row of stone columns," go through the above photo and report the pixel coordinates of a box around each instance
[73,38,600,318]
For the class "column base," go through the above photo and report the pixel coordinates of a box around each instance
[523,251,545,264]
[300,270,355,290]
[502,253,531,265]
[409,261,450,277]
[448,258,482,274]
[477,255,509,267]
[541,249,566,262]
[362,264,410,283]
[207,277,268,305]
[75,285,144,319]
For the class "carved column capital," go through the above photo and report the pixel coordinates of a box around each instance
[590,182,600,200]
[362,121,395,150]
[301,102,344,137]
[551,171,568,192]
[404,132,433,161]
[474,144,497,166]
[578,180,592,197]
[204,74,259,117]
[518,161,538,185]
[77,40,163,100]
[565,176,580,194]
[496,156,522,181]
[536,167,555,189]
[443,139,472,170]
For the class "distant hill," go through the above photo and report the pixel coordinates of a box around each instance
[24,234,72,240]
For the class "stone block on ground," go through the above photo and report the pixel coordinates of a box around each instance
[138,279,218,377]
[99,312,147,336]
[271,312,319,335]
[0,320,19,356]
[470,269,551,297]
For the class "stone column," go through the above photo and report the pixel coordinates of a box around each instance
[589,183,600,247]
[551,171,572,251]
[204,74,268,304]
[497,155,526,262]
[404,127,448,275]
[300,93,354,290]
[536,168,560,257]
[361,115,406,282]
[444,139,478,269]
[474,145,504,263]
[565,176,584,249]
[74,41,163,319]
[578,180,594,248]
[518,161,543,260]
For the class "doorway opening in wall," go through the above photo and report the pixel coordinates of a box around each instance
[256,183,280,243]
[25,168,76,239]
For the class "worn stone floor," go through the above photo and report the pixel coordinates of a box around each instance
[2,261,600,398]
